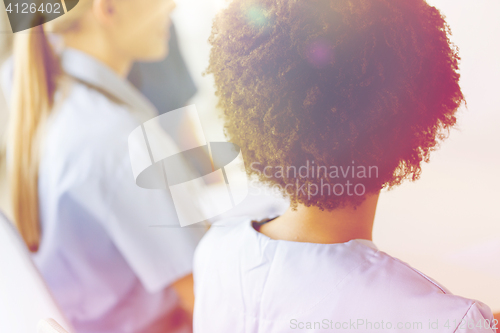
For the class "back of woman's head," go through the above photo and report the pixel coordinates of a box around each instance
[207,0,464,211]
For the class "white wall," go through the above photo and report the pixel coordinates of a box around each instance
[375,0,500,311]
[170,0,228,143]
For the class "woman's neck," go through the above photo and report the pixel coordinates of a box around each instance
[259,192,379,244]
[63,32,132,78]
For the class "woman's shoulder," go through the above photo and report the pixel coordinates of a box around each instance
[40,78,141,184]
[52,78,138,136]
[46,79,137,154]
[193,218,496,331]
[315,249,496,331]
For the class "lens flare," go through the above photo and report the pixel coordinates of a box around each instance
[246,5,268,27]
[306,39,334,68]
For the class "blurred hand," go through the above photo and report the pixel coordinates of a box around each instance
[171,273,195,315]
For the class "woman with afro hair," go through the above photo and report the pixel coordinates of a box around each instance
[192,0,498,332]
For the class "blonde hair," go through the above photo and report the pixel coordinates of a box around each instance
[8,1,92,252]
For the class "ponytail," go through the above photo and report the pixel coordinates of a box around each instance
[9,23,60,252]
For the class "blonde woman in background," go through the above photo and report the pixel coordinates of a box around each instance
[1,0,204,332]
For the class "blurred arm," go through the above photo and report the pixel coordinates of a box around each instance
[170,273,195,316]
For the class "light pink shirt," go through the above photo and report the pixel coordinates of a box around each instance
[193,217,497,333]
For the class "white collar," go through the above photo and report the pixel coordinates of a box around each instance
[60,48,157,123]
[248,217,379,250]
[354,238,378,251]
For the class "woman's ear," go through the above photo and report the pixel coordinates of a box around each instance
[92,0,116,25]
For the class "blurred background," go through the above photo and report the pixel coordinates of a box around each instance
[0,0,499,313]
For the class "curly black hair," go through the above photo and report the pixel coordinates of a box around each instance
[206,0,464,211]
